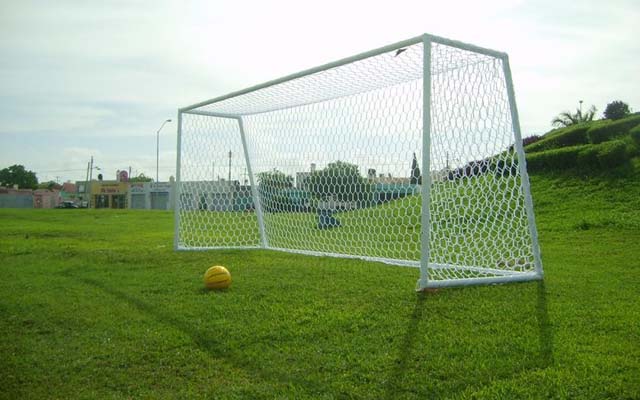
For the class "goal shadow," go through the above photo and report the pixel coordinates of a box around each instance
[68,274,329,395]
[384,280,553,398]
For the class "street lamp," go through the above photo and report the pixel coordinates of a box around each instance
[156,119,172,182]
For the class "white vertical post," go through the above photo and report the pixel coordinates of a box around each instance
[237,117,268,248]
[418,36,433,290]
[502,56,544,278]
[173,111,183,250]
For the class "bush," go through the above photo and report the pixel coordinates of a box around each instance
[576,146,599,170]
[630,125,640,146]
[587,114,640,144]
[527,140,632,173]
[595,140,627,169]
[522,135,542,147]
[526,146,582,172]
[526,125,590,153]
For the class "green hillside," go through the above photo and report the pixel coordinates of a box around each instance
[525,113,640,173]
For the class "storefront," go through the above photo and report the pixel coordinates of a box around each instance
[91,181,128,209]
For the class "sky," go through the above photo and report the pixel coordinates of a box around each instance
[1,0,638,183]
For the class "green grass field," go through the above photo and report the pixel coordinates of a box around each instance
[1,167,639,399]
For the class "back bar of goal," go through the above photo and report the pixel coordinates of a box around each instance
[179,33,507,114]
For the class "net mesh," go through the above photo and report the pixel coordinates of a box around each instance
[177,39,538,284]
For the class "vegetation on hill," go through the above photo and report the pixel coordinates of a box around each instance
[551,104,597,128]
[525,113,640,173]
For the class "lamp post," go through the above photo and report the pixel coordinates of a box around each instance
[156,119,172,183]
[86,156,100,208]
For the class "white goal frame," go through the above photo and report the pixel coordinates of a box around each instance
[175,33,543,289]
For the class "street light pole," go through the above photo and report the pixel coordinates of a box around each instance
[156,119,172,182]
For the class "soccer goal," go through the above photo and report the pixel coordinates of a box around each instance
[175,33,543,289]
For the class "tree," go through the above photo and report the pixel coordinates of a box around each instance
[603,100,631,120]
[0,164,38,189]
[257,169,293,189]
[551,105,597,128]
[257,169,295,212]
[410,153,422,185]
[307,161,372,203]
[37,181,62,190]
[129,173,154,183]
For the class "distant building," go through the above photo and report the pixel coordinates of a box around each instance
[90,180,128,209]
[33,189,61,208]
[296,172,311,189]
[60,182,78,204]
[179,180,251,211]
[0,186,33,208]
[75,181,91,207]
[128,181,175,210]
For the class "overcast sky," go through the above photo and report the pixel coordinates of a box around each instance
[1,0,638,183]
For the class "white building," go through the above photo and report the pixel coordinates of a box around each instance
[128,181,175,210]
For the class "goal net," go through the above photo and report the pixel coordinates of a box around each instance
[175,34,543,289]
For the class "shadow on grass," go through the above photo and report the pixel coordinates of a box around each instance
[537,280,554,368]
[384,280,554,398]
[383,292,428,400]
[69,274,326,394]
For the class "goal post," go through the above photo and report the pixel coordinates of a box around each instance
[175,33,543,289]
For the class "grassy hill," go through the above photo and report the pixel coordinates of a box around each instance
[524,113,640,173]
[1,135,639,398]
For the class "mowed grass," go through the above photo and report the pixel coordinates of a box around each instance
[1,167,640,399]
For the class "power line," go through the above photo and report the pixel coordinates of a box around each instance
[33,168,88,173]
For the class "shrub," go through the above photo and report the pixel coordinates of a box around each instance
[630,125,640,146]
[576,146,599,170]
[526,125,590,153]
[587,114,640,144]
[526,146,582,172]
[509,135,542,152]
[595,140,627,169]
[522,135,542,147]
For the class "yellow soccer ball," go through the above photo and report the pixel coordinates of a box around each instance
[203,265,232,290]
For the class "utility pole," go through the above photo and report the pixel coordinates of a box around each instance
[85,162,90,206]
[88,156,94,208]
[156,119,172,183]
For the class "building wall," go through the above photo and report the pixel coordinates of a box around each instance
[33,190,61,208]
[127,182,174,210]
[90,181,128,209]
[179,180,243,211]
[0,187,34,208]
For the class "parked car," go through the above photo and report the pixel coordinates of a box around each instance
[57,201,79,209]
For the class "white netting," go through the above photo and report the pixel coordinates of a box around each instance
[176,38,540,286]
